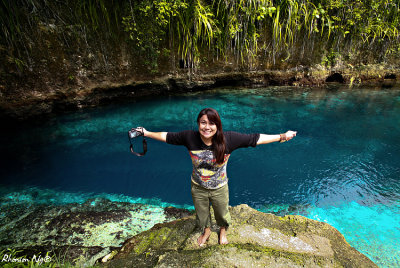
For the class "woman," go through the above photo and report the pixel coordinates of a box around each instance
[139,108,296,246]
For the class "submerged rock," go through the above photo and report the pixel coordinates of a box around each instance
[0,197,192,267]
[101,204,377,267]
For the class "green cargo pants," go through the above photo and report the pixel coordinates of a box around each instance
[191,181,231,230]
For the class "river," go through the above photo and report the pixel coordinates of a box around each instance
[1,86,399,267]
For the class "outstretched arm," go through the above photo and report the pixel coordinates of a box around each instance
[257,130,297,145]
[138,127,168,143]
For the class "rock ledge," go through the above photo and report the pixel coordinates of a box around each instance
[101,204,377,268]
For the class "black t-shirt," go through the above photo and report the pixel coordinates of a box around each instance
[166,130,260,189]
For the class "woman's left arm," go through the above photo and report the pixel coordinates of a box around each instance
[257,130,297,145]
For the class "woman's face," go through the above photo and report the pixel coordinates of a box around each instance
[198,114,217,140]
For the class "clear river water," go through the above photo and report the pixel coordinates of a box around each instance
[1,86,399,267]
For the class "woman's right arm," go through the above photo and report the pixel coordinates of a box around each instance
[141,128,167,143]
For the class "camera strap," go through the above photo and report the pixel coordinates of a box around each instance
[128,133,147,156]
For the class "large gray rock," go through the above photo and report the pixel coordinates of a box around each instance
[101,204,377,267]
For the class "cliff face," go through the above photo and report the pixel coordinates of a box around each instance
[101,204,377,268]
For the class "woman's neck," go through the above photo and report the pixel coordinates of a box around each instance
[200,135,212,146]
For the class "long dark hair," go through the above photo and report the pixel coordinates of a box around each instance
[197,108,226,164]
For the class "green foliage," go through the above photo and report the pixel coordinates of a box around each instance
[0,0,124,72]
[322,50,339,68]
[1,0,399,73]
[175,0,216,66]
[120,0,400,68]
[212,0,273,66]
[122,0,188,71]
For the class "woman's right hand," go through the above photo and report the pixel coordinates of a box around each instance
[136,127,147,136]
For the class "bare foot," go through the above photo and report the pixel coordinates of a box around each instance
[219,227,229,245]
[197,227,211,247]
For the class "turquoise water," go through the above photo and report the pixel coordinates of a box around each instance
[1,86,400,267]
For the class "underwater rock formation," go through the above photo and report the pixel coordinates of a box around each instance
[100,204,377,268]
[0,197,192,267]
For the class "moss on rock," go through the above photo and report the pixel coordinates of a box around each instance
[100,204,377,267]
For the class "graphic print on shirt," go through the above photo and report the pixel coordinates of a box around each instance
[166,130,260,189]
[189,150,231,189]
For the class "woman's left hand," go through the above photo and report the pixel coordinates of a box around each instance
[285,130,297,141]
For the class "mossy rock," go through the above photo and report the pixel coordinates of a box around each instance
[100,204,377,267]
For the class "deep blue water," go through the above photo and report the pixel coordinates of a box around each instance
[1,86,399,267]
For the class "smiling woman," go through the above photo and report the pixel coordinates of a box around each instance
[197,108,225,164]
[198,112,217,144]
[140,107,296,247]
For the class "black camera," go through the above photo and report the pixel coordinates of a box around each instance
[128,127,147,156]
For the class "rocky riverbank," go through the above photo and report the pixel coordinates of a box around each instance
[1,66,399,123]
